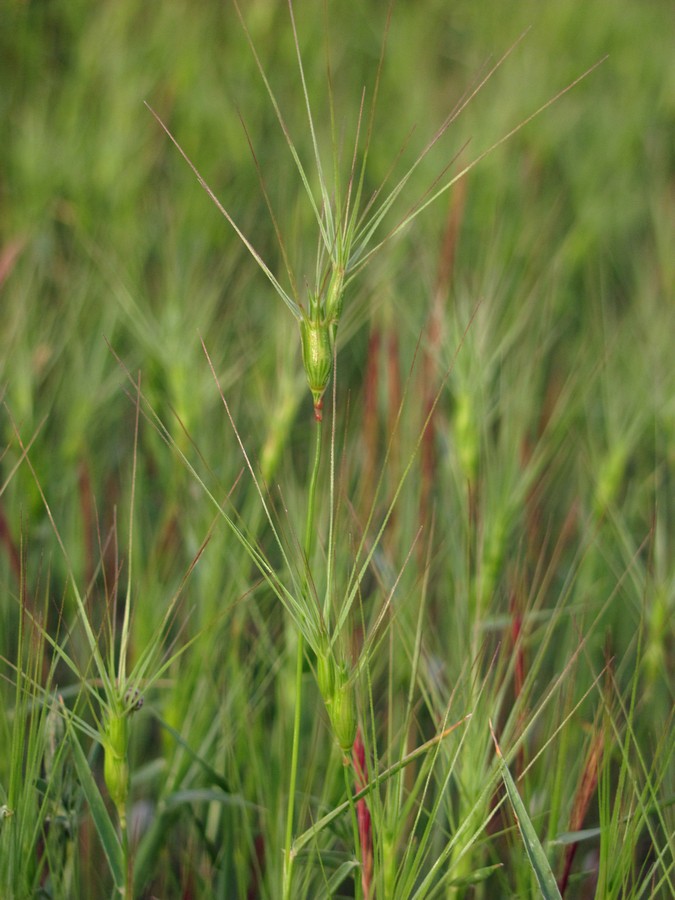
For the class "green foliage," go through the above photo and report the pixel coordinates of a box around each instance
[1,0,673,897]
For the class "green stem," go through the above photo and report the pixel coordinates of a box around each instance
[304,416,323,564]
[121,813,130,898]
[283,417,323,900]
[282,630,304,900]
[343,761,362,900]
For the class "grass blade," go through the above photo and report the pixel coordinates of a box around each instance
[324,859,361,894]
[64,705,125,893]
[490,722,562,900]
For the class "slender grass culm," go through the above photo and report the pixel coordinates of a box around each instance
[1,0,672,898]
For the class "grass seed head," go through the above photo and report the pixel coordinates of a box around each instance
[300,307,333,415]
[316,645,337,701]
[103,710,130,814]
[331,664,357,755]
[316,646,357,754]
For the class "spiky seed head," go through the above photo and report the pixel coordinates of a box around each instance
[300,309,332,414]
[103,710,129,813]
[331,664,357,754]
[316,647,357,754]
[316,647,337,701]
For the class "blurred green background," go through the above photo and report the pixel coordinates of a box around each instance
[2,0,673,718]
[0,0,673,894]
[1,0,673,738]
[2,0,672,465]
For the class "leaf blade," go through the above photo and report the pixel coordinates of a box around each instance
[65,707,125,892]
[490,722,562,900]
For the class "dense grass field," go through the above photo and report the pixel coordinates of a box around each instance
[1,1,673,897]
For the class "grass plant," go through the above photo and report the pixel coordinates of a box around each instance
[1,0,673,897]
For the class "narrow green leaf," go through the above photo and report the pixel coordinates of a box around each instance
[551,826,602,845]
[66,715,125,892]
[447,863,504,887]
[490,723,562,900]
[324,859,360,894]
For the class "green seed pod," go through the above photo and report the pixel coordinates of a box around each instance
[331,665,356,754]
[317,646,357,754]
[103,711,129,813]
[316,648,337,702]
[300,311,332,411]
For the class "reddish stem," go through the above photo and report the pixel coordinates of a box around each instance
[352,729,373,899]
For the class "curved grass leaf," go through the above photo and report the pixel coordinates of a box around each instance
[324,859,360,895]
[490,722,562,900]
[447,862,504,887]
[65,714,124,893]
